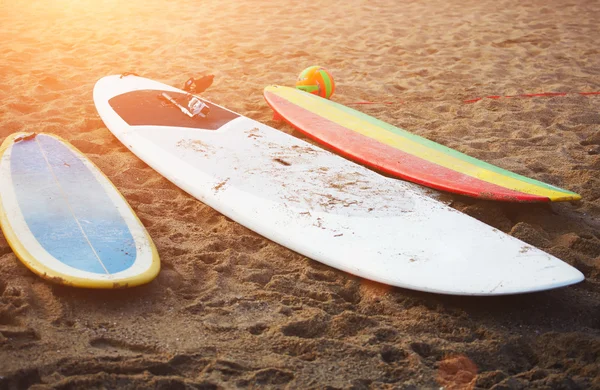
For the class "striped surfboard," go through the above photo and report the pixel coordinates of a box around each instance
[263,85,580,202]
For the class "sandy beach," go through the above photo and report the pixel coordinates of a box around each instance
[1,0,599,388]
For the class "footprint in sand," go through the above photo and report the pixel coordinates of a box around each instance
[89,337,160,354]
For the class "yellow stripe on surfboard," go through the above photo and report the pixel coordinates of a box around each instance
[269,87,579,202]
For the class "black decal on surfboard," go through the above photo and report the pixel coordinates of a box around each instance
[109,90,239,130]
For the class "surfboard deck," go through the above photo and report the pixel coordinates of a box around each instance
[0,132,160,288]
[263,85,580,203]
[93,74,583,296]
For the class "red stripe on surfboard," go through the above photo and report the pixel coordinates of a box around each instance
[264,92,549,202]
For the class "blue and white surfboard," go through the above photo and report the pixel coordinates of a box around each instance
[0,133,159,288]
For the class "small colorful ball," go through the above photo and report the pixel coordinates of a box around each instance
[295,66,335,99]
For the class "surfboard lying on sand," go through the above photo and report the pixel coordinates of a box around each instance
[263,85,580,203]
[0,133,160,288]
[93,74,583,295]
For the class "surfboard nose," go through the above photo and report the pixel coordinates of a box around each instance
[456,263,585,296]
[354,256,585,296]
[401,254,584,296]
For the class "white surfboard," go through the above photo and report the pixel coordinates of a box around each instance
[93,75,584,295]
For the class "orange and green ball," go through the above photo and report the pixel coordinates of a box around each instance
[295,66,335,99]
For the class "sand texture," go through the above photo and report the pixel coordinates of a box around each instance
[1,0,599,388]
